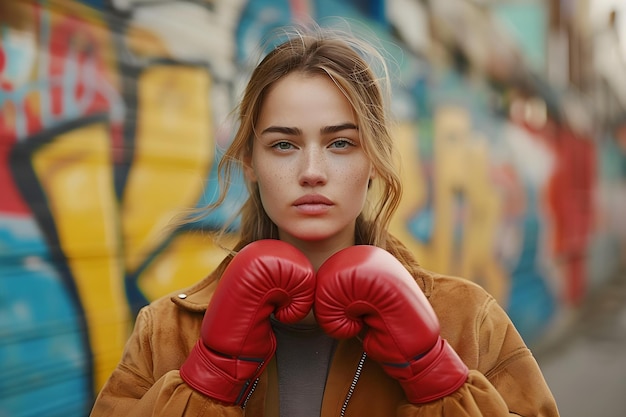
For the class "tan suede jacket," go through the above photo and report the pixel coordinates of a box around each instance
[90,238,560,417]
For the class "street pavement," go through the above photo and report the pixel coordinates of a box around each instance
[535,272,626,417]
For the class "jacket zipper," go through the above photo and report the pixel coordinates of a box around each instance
[241,360,265,408]
[340,352,367,417]
[242,351,368,414]
[241,376,260,408]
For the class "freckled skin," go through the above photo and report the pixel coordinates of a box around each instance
[247,72,374,255]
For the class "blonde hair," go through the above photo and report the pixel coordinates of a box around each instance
[188,22,402,249]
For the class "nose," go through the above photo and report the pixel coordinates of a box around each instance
[299,147,327,187]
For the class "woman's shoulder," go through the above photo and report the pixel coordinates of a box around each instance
[418,267,499,325]
[430,273,496,303]
[129,272,220,343]
[384,234,495,308]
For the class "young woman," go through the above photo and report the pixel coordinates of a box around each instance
[90,24,560,417]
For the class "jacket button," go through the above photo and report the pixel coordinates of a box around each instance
[177,293,187,299]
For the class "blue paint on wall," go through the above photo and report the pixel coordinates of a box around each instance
[0,217,90,416]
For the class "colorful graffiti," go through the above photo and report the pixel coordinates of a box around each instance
[0,1,623,416]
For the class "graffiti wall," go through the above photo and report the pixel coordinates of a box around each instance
[1,0,624,415]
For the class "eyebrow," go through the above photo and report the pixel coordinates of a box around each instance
[321,123,358,135]
[260,122,358,136]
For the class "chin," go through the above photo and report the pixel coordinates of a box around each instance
[276,219,354,244]
[288,228,349,245]
[278,226,335,243]
[292,233,334,242]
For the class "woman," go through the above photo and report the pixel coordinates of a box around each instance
[90,24,560,417]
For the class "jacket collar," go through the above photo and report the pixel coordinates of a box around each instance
[170,268,223,312]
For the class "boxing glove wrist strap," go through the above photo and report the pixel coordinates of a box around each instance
[180,340,266,405]
[384,337,469,404]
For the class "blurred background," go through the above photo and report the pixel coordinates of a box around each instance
[1,0,625,416]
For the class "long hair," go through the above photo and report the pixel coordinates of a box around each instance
[184,22,402,250]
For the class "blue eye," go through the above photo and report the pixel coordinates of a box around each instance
[272,141,294,150]
[330,139,353,149]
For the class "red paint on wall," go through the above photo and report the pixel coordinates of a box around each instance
[548,127,596,305]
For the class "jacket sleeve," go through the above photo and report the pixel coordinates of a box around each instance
[397,296,560,417]
[89,306,242,417]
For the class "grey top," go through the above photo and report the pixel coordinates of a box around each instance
[271,318,337,417]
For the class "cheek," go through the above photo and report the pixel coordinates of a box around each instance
[256,167,291,224]
[255,165,288,196]
[251,152,282,188]
[345,161,373,188]
[338,162,372,208]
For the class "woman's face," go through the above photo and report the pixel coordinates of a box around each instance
[247,72,374,251]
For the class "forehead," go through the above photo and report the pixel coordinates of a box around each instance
[258,72,357,125]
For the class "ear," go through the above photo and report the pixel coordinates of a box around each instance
[367,166,377,189]
[369,165,377,181]
[243,156,257,182]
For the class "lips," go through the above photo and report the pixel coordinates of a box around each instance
[293,194,333,206]
[292,194,334,214]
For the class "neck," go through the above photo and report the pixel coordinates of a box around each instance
[278,235,355,271]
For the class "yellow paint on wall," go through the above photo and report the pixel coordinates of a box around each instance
[458,134,508,305]
[32,120,128,391]
[389,108,508,303]
[122,65,214,274]
[389,121,429,263]
[431,106,507,303]
[138,232,238,301]
[432,106,470,273]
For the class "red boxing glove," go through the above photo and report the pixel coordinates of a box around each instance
[314,245,469,404]
[180,239,315,405]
